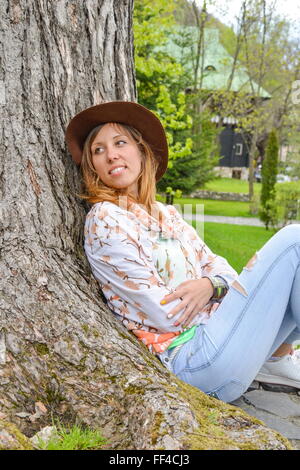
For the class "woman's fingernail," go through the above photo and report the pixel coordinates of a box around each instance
[160,300,166,305]
[174,322,179,326]
[167,313,173,318]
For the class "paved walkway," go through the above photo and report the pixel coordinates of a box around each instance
[232,381,300,450]
[182,213,265,226]
[182,212,264,227]
[183,214,300,227]
[203,214,264,226]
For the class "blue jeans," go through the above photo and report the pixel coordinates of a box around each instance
[158,224,300,403]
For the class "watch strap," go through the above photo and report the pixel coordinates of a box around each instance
[202,275,229,302]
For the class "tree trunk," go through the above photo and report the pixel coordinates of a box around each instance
[0,0,293,450]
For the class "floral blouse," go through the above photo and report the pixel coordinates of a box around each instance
[84,200,239,354]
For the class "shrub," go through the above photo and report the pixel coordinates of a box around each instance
[275,182,300,228]
[259,130,279,229]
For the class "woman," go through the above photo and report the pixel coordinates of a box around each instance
[65,101,300,403]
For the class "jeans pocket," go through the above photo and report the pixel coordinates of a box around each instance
[171,340,196,375]
[207,379,246,403]
[187,327,217,368]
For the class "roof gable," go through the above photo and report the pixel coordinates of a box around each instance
[163,26,271,98]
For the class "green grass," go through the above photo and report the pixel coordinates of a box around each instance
[174,197,253,218]
[202,177,261,195]
[159,185,276,272]
[157,177,259,217]
[37,423,108,450]
[159,178,300,219]
[198,221,276,274]
[168,178,300,219]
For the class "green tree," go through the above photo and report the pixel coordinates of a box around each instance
[259,130,279,229]
[157,107,219,193]
[175,0,300,203]
[213,1,300,202]
[133,0,220,194]
[133,0,193,165]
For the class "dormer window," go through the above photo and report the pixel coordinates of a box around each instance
[205,65,216,72]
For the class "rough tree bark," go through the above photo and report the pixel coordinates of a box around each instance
[0,0,293,450]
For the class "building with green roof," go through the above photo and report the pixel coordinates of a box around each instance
[165,27,271,98]
[163,26,271,179]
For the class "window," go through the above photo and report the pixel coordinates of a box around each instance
[235,143,243,156]
[205,65,216,72]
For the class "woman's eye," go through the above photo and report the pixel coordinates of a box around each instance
[94,147,104,154]
[93,140,127,154]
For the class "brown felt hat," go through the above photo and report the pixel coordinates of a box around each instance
[65,101,168,181]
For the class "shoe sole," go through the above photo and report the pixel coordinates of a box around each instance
[256,372,300,389]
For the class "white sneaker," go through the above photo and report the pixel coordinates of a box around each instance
[255,350,300,389]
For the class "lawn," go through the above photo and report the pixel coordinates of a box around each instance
[158,178,279,273]
[174,197,254,218]
[196,221,276,274]
[160,177,258,218]
[203,177,261,195]
[159,178,300,219]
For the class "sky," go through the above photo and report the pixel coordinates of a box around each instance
[201,0,300,38]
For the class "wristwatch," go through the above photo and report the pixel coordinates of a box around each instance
[202,275,229,302]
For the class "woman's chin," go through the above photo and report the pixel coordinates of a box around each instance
[103,180,139,197]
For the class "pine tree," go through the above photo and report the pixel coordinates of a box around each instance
[259,130,279,229]
[157,109,219,194]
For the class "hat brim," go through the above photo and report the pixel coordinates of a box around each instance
[65,101,168,181]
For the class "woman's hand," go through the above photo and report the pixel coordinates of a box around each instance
[160,278,214,328]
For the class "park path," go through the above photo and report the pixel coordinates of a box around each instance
[202,214,264,226]
[183,213,300,227]
[182,213,265,226]
[171,202,265,226]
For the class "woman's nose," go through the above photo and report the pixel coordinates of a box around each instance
[106,146,120,161]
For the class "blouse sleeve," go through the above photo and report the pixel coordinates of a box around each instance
[84,203,187,333]
[166,204,239,287]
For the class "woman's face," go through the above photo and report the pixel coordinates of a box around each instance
[91,123,142,196]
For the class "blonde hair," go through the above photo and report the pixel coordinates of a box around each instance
[78,122,159,215]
